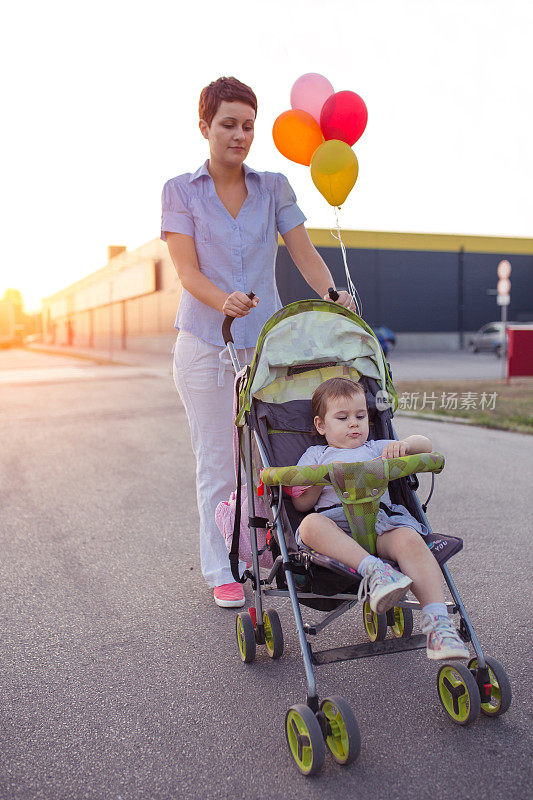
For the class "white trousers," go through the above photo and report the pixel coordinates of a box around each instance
[172,331,255,588]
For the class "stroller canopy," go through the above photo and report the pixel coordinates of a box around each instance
[236,300,396,422]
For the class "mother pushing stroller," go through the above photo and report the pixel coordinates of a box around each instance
[161,76,355,607]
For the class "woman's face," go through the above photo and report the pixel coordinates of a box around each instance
[200,100,255,166]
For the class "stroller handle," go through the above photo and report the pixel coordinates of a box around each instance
[222,291,256,345]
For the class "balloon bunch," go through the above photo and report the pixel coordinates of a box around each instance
[273,73,367,207]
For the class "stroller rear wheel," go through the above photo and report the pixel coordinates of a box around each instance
[285,704,325,776]
[263,608,284,659]
[437,663,481,725]
[467,656,512,717]
[388,606,414,638]
[363,600,387,641]
[320,696,361,766]
[236,612,256,663]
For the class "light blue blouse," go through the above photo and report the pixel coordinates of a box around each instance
[161,160,306,348]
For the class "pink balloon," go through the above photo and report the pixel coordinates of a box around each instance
[290,73,335,125]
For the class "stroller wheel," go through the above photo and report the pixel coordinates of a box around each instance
[437,663,481,725]
[263,608,284,659]
[363,600,387,642]
[388,606,414,638]
[467,656,512,717]
[320,696,361,766]
[285,704,325,776]
[236,612,256,663]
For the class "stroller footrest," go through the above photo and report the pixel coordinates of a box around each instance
[311,634,427,665]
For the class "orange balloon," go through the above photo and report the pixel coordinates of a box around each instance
[272,109,324,166]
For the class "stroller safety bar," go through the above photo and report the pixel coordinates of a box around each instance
[261,454,445,555]
[260,452,445,488]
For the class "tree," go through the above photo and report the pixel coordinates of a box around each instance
[2,288,24,308]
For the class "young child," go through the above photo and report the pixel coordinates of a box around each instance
[292,377,469,661]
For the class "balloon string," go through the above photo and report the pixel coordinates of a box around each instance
[330,207,363,317]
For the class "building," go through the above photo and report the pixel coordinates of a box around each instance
[41,230,533,352]
[42,242,179,354]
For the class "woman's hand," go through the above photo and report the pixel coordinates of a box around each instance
[381,440,408,459]
[323,289,356,312]
[222,291,259,318]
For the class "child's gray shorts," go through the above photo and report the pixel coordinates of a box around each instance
[295,503,428,548]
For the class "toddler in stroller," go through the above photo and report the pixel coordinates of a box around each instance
[293,376,469,661]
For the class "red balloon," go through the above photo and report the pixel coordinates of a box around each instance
[320,91,368,146]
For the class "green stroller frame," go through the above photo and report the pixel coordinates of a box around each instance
[223,298,512,776]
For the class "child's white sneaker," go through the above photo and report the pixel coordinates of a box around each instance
[420,613,470,660]
[358,561,413,614]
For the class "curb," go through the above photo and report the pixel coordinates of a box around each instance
[26,345,140,367]
[396,410,531,435]
[396,410,473,426]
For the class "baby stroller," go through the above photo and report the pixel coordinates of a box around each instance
[223,297,512,776]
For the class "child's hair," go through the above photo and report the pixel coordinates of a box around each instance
[311,377,366,421]
[199,77,258,126]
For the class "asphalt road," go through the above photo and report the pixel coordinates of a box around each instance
[1,350,531,800]
[388,348,504,381]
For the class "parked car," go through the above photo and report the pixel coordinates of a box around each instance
[373,325,396,357]
[468,321,533,357]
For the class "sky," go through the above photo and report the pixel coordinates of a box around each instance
[1,0,532,312]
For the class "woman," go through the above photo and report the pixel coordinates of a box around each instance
[161,76,355,608]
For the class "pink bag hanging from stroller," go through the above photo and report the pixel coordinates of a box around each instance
[215,370,273,568]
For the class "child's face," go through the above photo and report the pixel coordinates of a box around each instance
[314,392,369,449]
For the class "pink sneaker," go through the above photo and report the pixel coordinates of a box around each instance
[213,582,245,608]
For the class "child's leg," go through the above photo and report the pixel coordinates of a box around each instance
[376,527,445,607]
[299,514,413,614]
[376,527,468,660]
[298,513,369,571]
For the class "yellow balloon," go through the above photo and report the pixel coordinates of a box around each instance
[310,140,358,206]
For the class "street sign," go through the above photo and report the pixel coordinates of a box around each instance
[497,260,511,280]
[496,260,511,380]
[497,278,511,295]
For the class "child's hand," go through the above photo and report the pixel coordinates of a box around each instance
[283,485,308,498]
[382,440,408,459]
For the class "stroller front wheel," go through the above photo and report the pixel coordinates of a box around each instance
[285,704,325,776]
[236,612,256,663]
[467,656,512,717]
[263,608,284,659]
[437,663,481,725]
[320,696,361,766]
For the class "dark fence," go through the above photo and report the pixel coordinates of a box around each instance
[276,245,533,333]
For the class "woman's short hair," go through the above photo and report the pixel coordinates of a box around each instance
[312,377,366,421]
[199,77,258,126]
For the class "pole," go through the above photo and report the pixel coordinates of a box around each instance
[458,247,464,350]
[109,280,113,362]
[501,300,507,380]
